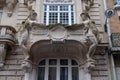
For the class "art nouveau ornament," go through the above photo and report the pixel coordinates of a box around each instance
[48,26,68,41]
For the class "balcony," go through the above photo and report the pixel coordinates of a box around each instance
[0,25,17,46]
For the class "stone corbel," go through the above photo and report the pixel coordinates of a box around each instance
[21,60,32,73]
[6,0,18,17]
[0,43,7,68]
[80,60,95,80]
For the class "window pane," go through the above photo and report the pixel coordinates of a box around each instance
[60,13,69,25]
[44,12,47,24]
[72,60,78,65]
[49,59,57,65]
[60,5,68,11]
[71,12,74,24]
[38,67,45,80]
[114,54,120,67]
[49,67,56,80]
[60,59,68,65]
[49,12,58,24]
[60,67,68,80]
[49,5,58,11]
[72,67,79,80]
[39,60,45,65]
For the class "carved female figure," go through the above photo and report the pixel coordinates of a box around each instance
[80,13,99,61]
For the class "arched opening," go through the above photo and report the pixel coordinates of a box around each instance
[38,59,79,80]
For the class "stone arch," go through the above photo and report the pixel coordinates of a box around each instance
[29,40,89,65]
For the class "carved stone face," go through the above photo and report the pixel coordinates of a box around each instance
[81,13,87,21]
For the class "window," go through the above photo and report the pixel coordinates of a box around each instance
[38,59,79,80]
[113,54,120,67]
[44,5,74,25]
[114,0,120,5]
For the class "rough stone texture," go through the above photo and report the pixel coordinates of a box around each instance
[0,50,24,80]
[91,47,110,80]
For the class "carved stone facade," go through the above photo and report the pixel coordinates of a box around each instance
[0,0,110,80]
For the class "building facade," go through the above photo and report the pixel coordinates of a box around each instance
[107,0,120,80]
[0,0,113,80]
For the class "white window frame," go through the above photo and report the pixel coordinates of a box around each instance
[43,2,75,25]
[38,59,79,80]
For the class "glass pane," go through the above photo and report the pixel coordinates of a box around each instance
[72,60,78,65]
[114,54,120,67]
[49,12,58,24]
[38,67,45,80]
[49,67,56,80]
[39,60,45,65]
[49,5,58,11]
[60,59,68,65]
[72,67,79,80]
[60,67,68,80]
[60,13,69,25]
[49,59,57,65]
[60,5,68,11]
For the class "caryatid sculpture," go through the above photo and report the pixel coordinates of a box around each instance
[6,0,18,17]
[80,12,100,61]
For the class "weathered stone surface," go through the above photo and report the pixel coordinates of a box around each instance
[7,77,21,80]
[0,77,6,80]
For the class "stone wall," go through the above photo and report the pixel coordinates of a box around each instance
[0,49,24,80]
[91,47,110,80]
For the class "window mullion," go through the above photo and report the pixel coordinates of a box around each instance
[58,6,60,23]
[46,5,49,25]
[68,5,72,25]
[57,59,60,80]
[45,59,48,80]
[68,59,71,80]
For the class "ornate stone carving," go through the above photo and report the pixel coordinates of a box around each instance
[6,0,18,17]
[21,60,32,73]
[17,10,38,61]
[24,0,35,10]
[48,26,68,41]
[82,0,94,13]
[80,12,100,61]
[0,44,6,68]
[80,60,95,80]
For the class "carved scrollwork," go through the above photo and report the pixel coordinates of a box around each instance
[48,25,68,42]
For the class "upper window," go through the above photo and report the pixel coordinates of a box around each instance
[113,54,120,67]
[38,59,79,80]
[44,5,74,25]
